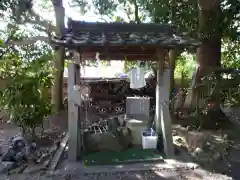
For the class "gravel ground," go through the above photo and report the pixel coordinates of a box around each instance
[0,166,233,180]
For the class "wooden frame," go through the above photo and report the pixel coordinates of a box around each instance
[59,20,199,161]
[155,49,174,158]
[67,48,175,161]
[67,54,82,161]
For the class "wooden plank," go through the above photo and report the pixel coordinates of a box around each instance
[68,63,80,161]
[74,62,82,156]
[48,133,69,171]
[160,69,174,158]
[155,49,165,134]
[155,49,174,158]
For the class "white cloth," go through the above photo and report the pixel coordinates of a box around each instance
[130,67,146,89]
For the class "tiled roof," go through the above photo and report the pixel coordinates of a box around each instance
[50,19,200,48]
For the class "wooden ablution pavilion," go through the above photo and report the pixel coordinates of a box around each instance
[50,18,199,162]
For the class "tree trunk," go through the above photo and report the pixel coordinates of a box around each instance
[169,0,177,99]
[51,0,65,112]
[52,47,65,112]
[169,49,178,98]
[195,0,221,84]
[191,0,221,108]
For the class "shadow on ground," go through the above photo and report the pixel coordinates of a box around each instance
[173,122,240,180]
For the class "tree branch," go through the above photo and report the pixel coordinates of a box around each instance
[132,0,140,24]
[5,36,49,46]
[124,8,132,22]
[29,11,57,33]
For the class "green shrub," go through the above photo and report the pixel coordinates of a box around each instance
[0,55,52,138]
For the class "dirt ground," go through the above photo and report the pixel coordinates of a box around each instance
[0,110,68,155]
[0,110,239,179]
[1,161,233,180]
[172,119,240,180]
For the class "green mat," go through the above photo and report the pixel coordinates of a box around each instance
[83,148,164,166]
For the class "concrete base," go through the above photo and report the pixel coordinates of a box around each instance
[126,118,149,145]
[44,157,232,180]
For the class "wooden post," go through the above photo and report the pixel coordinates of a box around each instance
[68,52,82,161]
[74,62,82,158]
[155,50,164,135]
[155,49,174,158]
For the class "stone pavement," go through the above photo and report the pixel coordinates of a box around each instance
[0,160,233,180]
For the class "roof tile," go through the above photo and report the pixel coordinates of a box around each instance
[50,19,200,48]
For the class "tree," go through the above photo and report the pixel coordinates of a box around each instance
[222,39,240,68]
[175,52,196,87]
[0,28,52,138]
[1,0,239,113]
[1,0,116,113]
[50,0,65,112]
[0,0,66,113]
[141,0,239,76]
[195,0,221,84]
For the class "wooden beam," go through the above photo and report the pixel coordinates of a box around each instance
[68,63,78,161]
[65,52,158,61]
[64,46,198,61]
[155,49,164,134]
[74,61,82,158]
[80,53,156,61]
[48,133,69,171]
[81,47,157,53]
[155,48,174,158]
[68,52,82,162]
